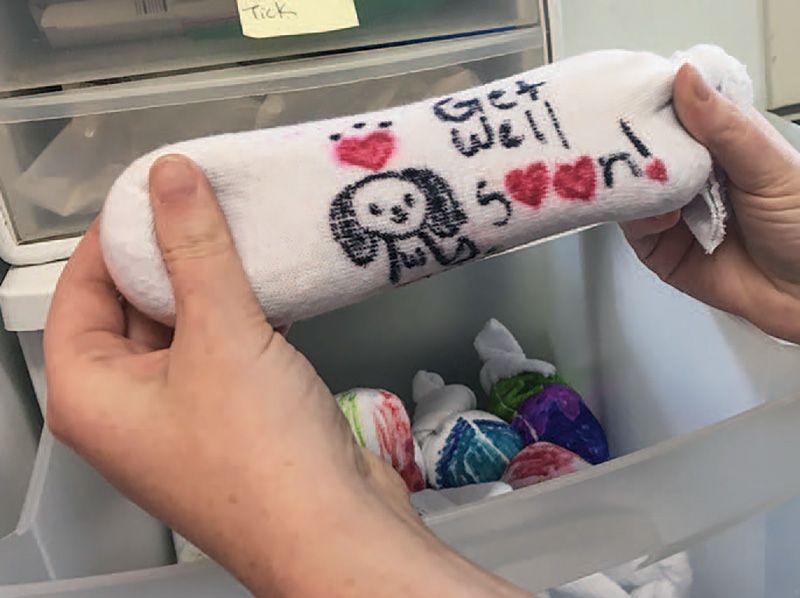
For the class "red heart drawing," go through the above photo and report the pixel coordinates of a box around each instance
[335,131,396,171]
[505,162,550,208]
[553,155,597,201]
[646,158,669,183]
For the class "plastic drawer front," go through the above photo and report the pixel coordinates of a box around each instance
[2,396,800,597]
[0,432,174,585]
[2,227,800,596]
[0,0,537,93]
[0,28,544,263]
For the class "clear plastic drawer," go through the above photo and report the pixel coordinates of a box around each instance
[0,0,537,92]
[0,28,544,264]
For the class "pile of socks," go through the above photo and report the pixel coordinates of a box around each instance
[171,321,690,598]
[543,553,692,598]
[411,319,609,492]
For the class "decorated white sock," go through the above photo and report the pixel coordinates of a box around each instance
[412,371,525,489]
[335,388,426,492]
[101,45,752,327]
[474,318,560,421]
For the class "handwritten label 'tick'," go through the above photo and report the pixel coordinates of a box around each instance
[236,0,359,39]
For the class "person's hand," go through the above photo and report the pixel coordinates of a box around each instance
[44,155,529,597]
[621,64,800,343]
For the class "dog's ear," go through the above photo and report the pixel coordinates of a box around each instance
[330,186,380,266]
[402,168,466,238]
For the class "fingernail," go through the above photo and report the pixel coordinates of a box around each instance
[689,65,712,102]
[150,155,198,203]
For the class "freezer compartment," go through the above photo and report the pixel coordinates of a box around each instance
[0,0,537,93]
[2,225,800,593]
[0,27,544,264]
[0,431,174,586]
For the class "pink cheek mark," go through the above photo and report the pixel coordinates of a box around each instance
[335,131,396,171]
[646,158,669,183]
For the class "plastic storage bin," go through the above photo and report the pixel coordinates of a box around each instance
[0,431,174,585]
[2,228,800,596]
[0,27,543,264]
[0,0,537,92]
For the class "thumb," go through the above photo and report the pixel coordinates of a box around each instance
[673,63,800,195]
[148,154,267,338]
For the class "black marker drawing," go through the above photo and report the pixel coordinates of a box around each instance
[515,79,547,101]
[450,116,495,157]
[524,109,547,144]
[544,100,570,149]
[330,169,479,285]
[476,180,512,227]
[499,120,525,148]
[598,152,642,187]
[597,120,667,188]
[620,119,652,157]
[432,81,568,157]
[488,89,518,110]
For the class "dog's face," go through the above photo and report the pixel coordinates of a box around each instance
[352,177,427,238]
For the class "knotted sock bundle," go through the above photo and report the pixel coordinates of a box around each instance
[412,371,524,489]
[501,441,591,489]
[475,318,561,421]
[512,384,609,465]
[336,388,426,492]
[101,45,752,327]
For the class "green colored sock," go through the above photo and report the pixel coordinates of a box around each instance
[489,371,566,422]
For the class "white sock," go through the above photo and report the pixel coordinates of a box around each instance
[474,318,556,396]
[101,45,752,327]
[335,388,426,492]
[411,371,524,489]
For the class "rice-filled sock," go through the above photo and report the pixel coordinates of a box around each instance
[411,370,478,444]
[335,388,426,492]
[101,45,752,328]
[513,384,609,465]
[501,441,591,489]
[412,371,524,489]
[475,318,562,421]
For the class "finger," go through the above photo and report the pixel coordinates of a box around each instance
[44,220,128,363]
[148,155,267,338]
[673,64,800,195]
[638,219,697,283]
[620,211,682,242]
[124,302,173,350]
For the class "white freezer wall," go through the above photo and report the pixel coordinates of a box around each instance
[548,0,768,108]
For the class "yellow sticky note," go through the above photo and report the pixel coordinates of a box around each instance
[236,0,359,39]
